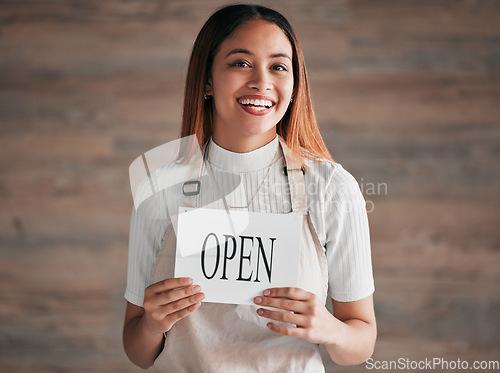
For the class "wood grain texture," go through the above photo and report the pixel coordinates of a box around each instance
[0,0,499,372]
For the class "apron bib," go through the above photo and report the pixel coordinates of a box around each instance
[151,139,328,373]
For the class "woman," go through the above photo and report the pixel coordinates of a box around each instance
[123,4,376,372]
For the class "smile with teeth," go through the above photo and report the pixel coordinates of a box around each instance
[237,98,274,111]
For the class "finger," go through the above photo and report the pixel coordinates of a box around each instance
[165,301,202,326]
[144,284,202,309]
[162,291,205,316]
[147,291,205,324]
[148,277,193,294]
[266,321,304,339]
[256,307,307,327]
[253,295,306,314]
[262,287,313,301]
[156,301,203,333]
[158,284,203,306]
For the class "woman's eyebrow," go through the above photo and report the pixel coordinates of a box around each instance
[226,48,252,57]
[225,48,291,60]
[271,53,291,60]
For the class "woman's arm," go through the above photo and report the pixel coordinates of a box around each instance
[123,302,164,369]
[326,295,376,365]
[254,288,376,366]
[123,277,205,369]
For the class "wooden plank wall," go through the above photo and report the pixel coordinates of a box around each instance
[0,1,499,372]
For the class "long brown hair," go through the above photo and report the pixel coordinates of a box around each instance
[180,4,333,164]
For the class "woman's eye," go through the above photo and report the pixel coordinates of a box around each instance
[272,64,288,72]
[229,61,250,68]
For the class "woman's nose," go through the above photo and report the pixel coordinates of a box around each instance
[248,66,272,91]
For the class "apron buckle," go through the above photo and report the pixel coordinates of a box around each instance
[283,166,305,176]
[182,180,201,196]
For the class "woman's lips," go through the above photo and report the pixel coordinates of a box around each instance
[237,96,276,116]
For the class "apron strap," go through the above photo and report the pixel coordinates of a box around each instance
[180,142,207,209]
[279,138,308,213]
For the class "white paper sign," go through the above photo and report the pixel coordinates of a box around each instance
[175,207,303,305]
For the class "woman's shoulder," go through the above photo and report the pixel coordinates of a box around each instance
[303,155,362,200]
[303,154,355,182]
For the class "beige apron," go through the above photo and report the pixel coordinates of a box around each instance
[151,139,329,373]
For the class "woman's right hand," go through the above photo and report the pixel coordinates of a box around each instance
[141,277,205,336]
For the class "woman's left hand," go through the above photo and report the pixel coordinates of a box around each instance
[254,287,338,345]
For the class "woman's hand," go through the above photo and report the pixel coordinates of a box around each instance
[254,288,376,365]
[141,277,205,336]
[123,277,205,369]
[253,287,337,345]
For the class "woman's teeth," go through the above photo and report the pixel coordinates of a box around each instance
[238,98,273,109]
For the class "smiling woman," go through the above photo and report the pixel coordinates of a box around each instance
[207,19,294,152]
[123,4,376,373]
[180,4,333,163]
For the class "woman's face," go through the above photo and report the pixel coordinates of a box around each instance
[207,19,294,152]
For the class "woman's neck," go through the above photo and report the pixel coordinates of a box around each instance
[211,131,277,153]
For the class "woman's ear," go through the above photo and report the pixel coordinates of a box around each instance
[205,79,213,96]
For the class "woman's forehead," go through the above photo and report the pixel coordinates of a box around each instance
[218,19,293,57]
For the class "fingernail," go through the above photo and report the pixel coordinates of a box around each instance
[263,290,270,296]
[184,278,193,285]
[193,285,201,292]
[256,308,263,316]
[254,296,262,304]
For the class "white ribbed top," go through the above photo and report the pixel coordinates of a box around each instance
[125,136,374,305]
